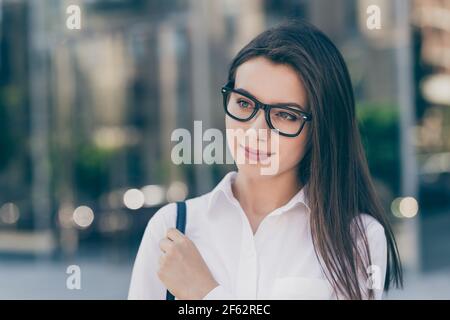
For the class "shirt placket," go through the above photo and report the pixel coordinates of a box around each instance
[235,211,258,299]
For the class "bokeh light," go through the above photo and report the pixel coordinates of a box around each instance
[141,185,165,207]
[0,203,20,225]
[72,206,95,228]
[123,189,145,210]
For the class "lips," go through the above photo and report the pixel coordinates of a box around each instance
[239,143,273,161]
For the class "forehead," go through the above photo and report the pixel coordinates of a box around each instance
[234,57,307,106]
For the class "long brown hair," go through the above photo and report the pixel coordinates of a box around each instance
[226,20,403,299]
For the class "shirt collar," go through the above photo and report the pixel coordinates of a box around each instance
[206,171,238,212]
[206,171,311,216]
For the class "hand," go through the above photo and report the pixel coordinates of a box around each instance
[157,228,219,300]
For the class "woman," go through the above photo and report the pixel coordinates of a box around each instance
[128,20,403,300]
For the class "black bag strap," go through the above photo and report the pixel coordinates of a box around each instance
[166,201,186,300]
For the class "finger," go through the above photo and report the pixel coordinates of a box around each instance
[166,228,185,243]
[159,237,172,253]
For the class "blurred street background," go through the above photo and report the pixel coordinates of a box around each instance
[0,0,449,299]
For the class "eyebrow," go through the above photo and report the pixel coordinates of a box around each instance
[234,87,308,113]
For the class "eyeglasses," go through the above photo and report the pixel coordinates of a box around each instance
[221,84,312,137]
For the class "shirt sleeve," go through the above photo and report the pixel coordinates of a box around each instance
[128,203,176,300]
[358,214,388,300]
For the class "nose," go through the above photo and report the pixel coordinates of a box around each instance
[245,109,270,143]
[248,109,269,132]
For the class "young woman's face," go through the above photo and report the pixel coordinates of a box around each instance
[225,56,310,178]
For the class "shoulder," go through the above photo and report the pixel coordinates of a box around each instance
[350,213,388,267]
[354,214,388,299]
[354,213,386,242]
[144,192,211,239]
[352,213,388,273]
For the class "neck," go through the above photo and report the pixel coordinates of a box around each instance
[232,168,302,218]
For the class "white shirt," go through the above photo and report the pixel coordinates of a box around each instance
[128,171,387,300]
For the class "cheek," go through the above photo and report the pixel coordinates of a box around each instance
[225,115,248,131]
[277,135,308,167]
[225,116,251,149]
[225,117,243,158]
[225,116,234,130]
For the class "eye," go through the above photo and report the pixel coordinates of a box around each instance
[237,99,252,109]
[275,111,298,121]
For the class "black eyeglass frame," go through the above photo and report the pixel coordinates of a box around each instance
[221,84,312,137]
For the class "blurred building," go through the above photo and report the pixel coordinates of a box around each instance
[0,0,449,279]
[412,0,450,270]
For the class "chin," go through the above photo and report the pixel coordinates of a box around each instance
[236,163,283,178]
